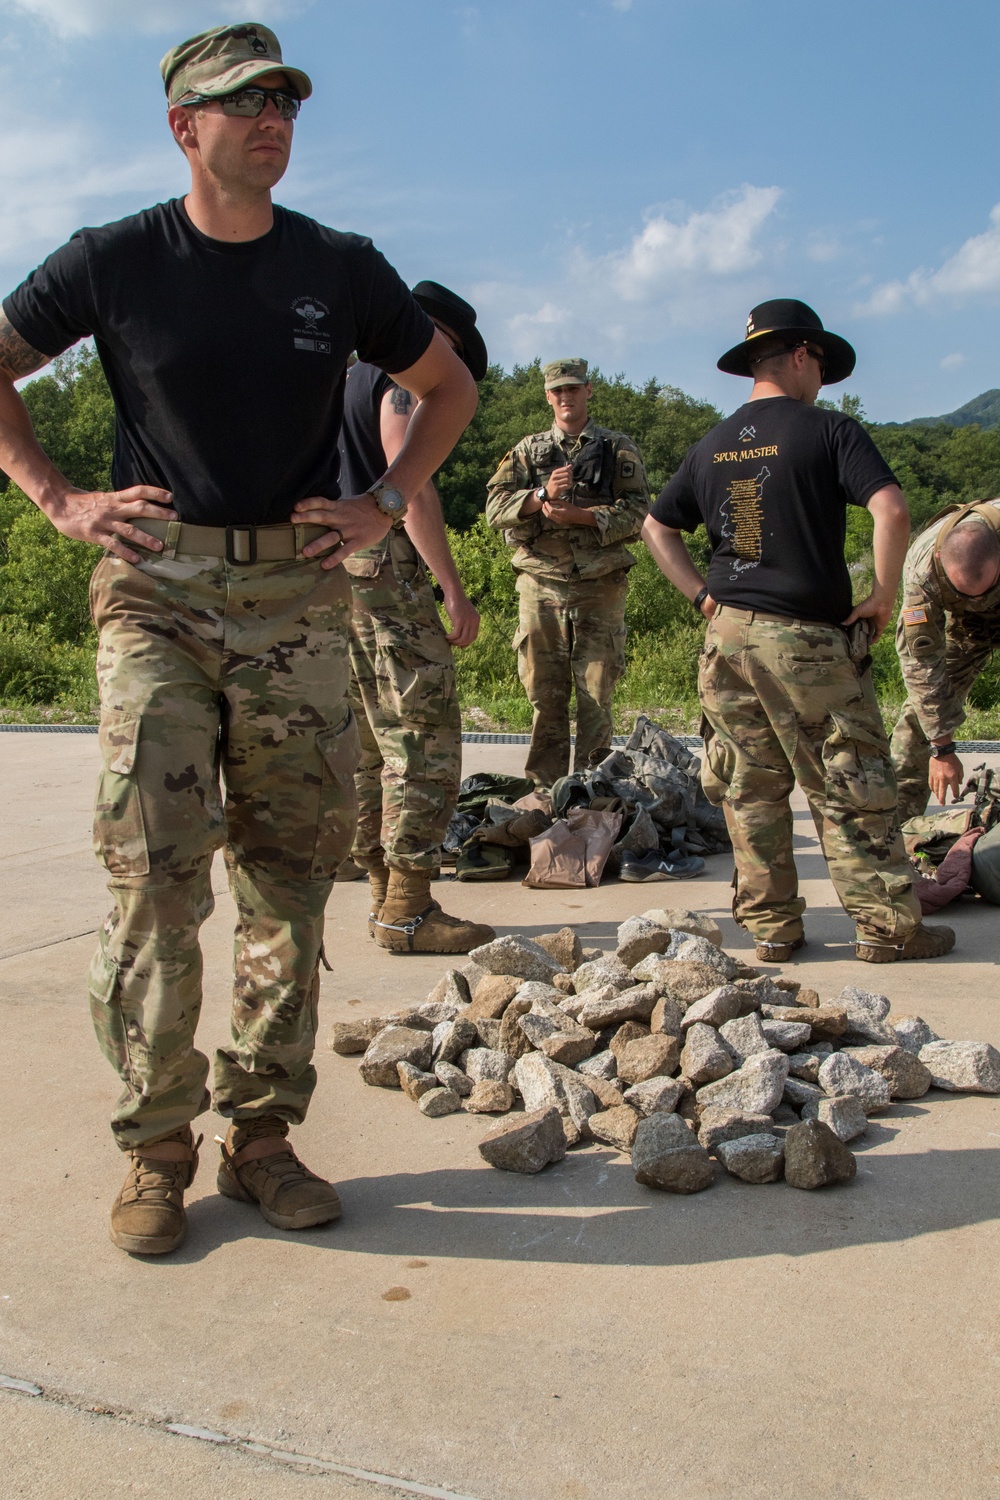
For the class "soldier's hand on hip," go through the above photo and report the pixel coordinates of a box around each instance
[928,751,964,806]
[545,465,573,500]
[46,485,177,564]
[442,590,480,648]
[699,593,717,619]
[294,493,392,570]
[842,590,893,640]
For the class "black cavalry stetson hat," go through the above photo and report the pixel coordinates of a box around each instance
[717,298,856,385]
[411,281,488,382]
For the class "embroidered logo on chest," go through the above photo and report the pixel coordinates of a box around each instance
[291,296,331,354]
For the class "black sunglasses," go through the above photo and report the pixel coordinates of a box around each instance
[792,340,827,374]
[751,339,826,376]
[182,86,300,121]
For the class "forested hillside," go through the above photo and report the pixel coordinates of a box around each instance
[896,389,1000,432]
[2,349,999,731]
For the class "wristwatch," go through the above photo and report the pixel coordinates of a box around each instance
[368,481,407,520]
[535,486,547,502]
[931,742,958,758]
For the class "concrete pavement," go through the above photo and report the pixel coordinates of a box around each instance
[2,732,1000,1499]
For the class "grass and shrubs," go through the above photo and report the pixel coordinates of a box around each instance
[1,351,998,737]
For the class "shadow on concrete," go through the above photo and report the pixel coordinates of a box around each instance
[175,1130,1000,1269]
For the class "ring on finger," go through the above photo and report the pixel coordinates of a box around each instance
[327,527,344,549]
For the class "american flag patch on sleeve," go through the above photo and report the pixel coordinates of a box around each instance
[902,607,928,625]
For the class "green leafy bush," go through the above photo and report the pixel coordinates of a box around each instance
[1,352,998,735]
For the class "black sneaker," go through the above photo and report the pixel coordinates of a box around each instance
[619,848,706,882]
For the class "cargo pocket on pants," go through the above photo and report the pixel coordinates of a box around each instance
[700,721,735,807]
[513,624,530,689]
[94,712,150,877]
[821,712,896,812]
[312,708,361,880]
[87,944,132,1084]
[608,623,626,682]
[374,619,456,729]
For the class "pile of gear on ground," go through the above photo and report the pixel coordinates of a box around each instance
[330,907,1000,1192]
[905,763,1000,913]
[443,716,730,888]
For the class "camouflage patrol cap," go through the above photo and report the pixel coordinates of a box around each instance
[160,22,312,106]
[543,358,589,390]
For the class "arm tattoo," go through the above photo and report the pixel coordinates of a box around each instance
[0,311,48,380]
[390,385,413,416]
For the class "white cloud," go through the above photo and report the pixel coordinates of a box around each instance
[472,184,784,365]
[857,202,1000,316]
[606,186,781,300]
[611,0,634,10]
[5,0,310,38]
[941,352,965,371]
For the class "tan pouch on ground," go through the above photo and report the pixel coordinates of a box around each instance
[523,807,623,889]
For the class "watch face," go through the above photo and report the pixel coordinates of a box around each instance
[373,486,404,515]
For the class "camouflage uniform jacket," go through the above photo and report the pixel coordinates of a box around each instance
[897,498,1000,740]
[485,419,649,583]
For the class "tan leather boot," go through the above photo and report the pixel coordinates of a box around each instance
[856,922,956,963]
[754,936,806,963]
[371,868,496,954]
[217,1116,341,1230]
[360,858,391,939]
[110,1127,200,1256]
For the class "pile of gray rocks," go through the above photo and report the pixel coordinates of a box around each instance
[329,909,1000,1194]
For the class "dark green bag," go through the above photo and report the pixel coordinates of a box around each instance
[903,763,1000,874]
[455,840,517,882]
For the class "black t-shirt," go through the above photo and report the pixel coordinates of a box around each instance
[338,360,393,496]
[3,199,433,526]
[651,397,896,623]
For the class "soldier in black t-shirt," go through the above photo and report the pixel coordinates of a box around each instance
[0,23,477,1256]
[643,299,954,967]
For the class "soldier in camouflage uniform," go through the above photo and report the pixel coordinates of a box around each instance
[0,24,476,1255]
[338,282,495,953]
[485,358,649,787]
[643,298,952,965]
[890,499,1000,821]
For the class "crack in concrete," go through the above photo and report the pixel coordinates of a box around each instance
[0,927,100,961]
[0,1373,485,1499]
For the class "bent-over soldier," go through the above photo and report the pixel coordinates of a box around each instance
[485,358,649,787]
[0,23,476,1255]
[891,499,1000,820]
[643,299,952,966]
[338,281,495,953]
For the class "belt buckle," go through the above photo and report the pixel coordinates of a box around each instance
[225,526,257,564]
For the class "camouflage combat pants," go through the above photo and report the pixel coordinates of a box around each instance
[347,557,461,873]
[891,620,1000,822]
[88,542,358,1149]
[514,570,628,788]
[699,606,921,946]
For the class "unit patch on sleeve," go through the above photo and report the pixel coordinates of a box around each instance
[902,607,929,625]
[621,460,635,477]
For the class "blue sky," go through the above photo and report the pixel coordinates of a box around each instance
[2,0,998,421]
